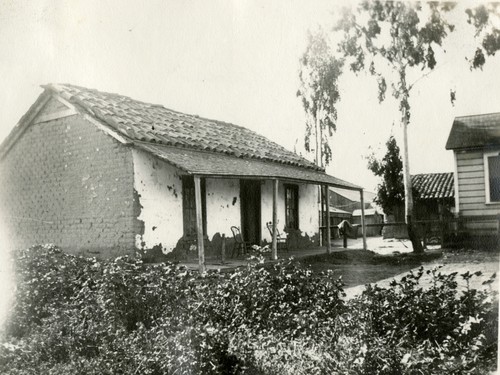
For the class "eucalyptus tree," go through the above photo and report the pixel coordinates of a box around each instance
[297,29,343,168]
[299,1,500,252]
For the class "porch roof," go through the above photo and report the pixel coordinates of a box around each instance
[136,142,362,190]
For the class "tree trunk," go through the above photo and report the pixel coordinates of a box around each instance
[402,113,424,253]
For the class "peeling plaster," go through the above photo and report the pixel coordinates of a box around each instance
[260,180,319,242]
[132,149,183,253]
[132,151,320,255]
[205,178,240,238]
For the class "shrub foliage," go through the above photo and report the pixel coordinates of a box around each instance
[0,245,497,374]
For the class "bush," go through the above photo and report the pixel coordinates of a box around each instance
[0,245,497,374]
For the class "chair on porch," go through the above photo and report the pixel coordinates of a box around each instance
[230,226,249,258]
[266,222,288,252]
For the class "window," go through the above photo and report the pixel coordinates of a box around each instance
[285,184,299,230]
[484,152,500,203]
[182,176,206,238]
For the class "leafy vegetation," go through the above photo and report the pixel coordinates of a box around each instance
[367,136,405,216]
[0,244,497,374]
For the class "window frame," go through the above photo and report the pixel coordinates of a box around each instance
[182,176,207,239]
[483,151,500,204]
[284,184,299,230]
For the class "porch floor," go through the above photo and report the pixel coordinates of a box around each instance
[180,236,417,271]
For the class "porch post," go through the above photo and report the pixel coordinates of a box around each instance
[325,184,332,254]
[360,189,367,251]
[319,186,324,246]
[272,178,278,260]
[194,175,206,272]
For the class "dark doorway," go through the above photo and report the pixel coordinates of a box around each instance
[240,179,261,245]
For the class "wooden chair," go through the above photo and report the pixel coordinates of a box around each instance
[266,222,288,252]
[231,226,248,258]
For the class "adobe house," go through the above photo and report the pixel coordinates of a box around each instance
[411,172,455,245]
[0,84,366,269]
[381,173,455,240]
[446,112,500,246]
[412,172,455,220]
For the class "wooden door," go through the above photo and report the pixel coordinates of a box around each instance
[240,179,261,245]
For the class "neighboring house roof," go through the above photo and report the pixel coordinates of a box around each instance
[328,207,352,215]
[352,208,379,216]
[1,84,362,190]
[411,172,454,200]
[446,112,500,150]
[329,187,376,203]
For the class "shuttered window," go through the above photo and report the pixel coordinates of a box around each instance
[182,176,206,238]
[285,184,299,230]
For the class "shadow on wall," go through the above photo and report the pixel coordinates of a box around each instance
[261,229,319,251]
[139,232,237,263]
[139,230,321,263]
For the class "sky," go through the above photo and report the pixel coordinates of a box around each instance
[0,0,499,192]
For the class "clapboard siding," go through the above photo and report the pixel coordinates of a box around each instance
[455,149,500,225]
[457,164,484,173]
[457,151,483,160]
[461,195,488,205]
[457,158,485,167]
[460,189,486,197]
[457,170,485,179]
[461,208,500,216]
[460,183,485,192]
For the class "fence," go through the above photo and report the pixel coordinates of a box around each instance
[365,214,500,249]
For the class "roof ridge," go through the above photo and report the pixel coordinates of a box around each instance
[44,83,169,109]
[49,84,296,149]
[454,111,500,119]
[43,83,323,172]
[411,172,453,177]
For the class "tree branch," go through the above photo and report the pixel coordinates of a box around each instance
[407,60,449,92]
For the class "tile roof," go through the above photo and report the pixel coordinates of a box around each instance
[446,112,500,150]
[411,172,454,200]
[136,142,362,189]
[44,83,321,171]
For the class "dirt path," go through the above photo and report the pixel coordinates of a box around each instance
[344,253,499,299]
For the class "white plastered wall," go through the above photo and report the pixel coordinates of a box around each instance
[132,149,183,253]
[260,180,319,242]
[261,180,286,242]
[298,183,320,237]
[205,178,241,238]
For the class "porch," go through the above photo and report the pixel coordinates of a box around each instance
[180,235,413,271]
[142,143,368,272]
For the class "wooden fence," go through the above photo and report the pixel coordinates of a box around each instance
[364,214,500,248]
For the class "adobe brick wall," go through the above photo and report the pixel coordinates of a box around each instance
[0,113,139,258]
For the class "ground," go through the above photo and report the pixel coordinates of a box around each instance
[182,236,499,299]
[294,244,499,299]
[344,249,499,298]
